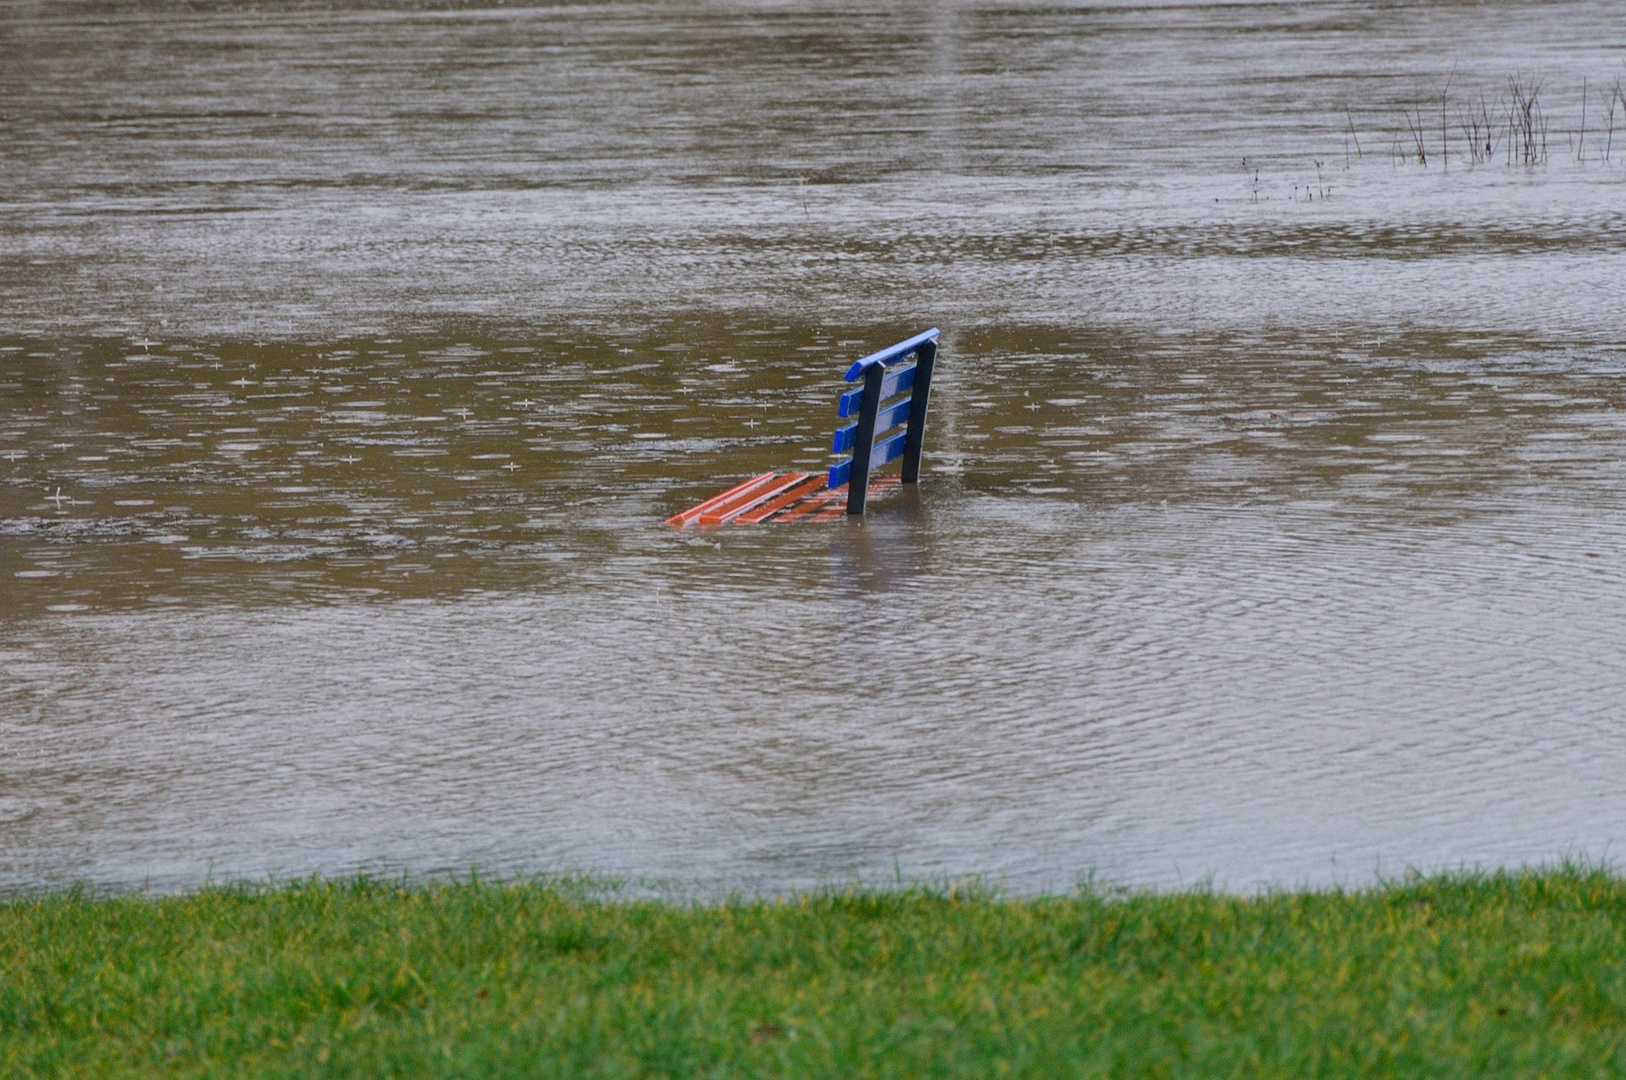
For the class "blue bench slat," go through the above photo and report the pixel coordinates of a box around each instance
[842,328,941,382]
[872,428,908,468]
[837,362,915,418]
[827,429,908,489]
[831,395,912,452]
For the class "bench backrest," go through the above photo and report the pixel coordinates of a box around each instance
[828,328,939,515]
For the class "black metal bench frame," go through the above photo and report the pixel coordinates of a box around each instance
[829,328,939,515]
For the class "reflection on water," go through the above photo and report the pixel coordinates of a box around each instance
[3,0,1626,892]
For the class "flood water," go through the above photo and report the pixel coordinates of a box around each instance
[3,0,1626,894]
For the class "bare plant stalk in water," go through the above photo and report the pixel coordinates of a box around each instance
[1458,91,1502,165]
[1609,74,1625,164]
[1439,68,1455,171]
[1579,77,1588,162]
[1402,103,1429,165]
[1508,72,1547,165]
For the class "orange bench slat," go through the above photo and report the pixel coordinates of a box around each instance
[772,485,847,523]
[735,473,827,524]
[699,472,810,525]
[801,476,902,522]
[665,472,778,526]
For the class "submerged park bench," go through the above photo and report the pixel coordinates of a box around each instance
[668,328,940,525]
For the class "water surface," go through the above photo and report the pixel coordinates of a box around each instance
[3,0,1626,893]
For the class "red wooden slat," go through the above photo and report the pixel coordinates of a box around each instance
[772,485,847,523]
[665,472,778,526]
[802,476,902,522]
[699,472,810,525]
[733,473,828,524]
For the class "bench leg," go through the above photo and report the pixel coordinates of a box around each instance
[901,340,936,484]
[845,361,885,515]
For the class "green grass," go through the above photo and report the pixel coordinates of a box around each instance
[3,867,1625,1078]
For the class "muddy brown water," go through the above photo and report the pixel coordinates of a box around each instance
[3,0,1626,893]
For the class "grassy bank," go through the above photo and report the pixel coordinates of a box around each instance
[3,868,1625,1078]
